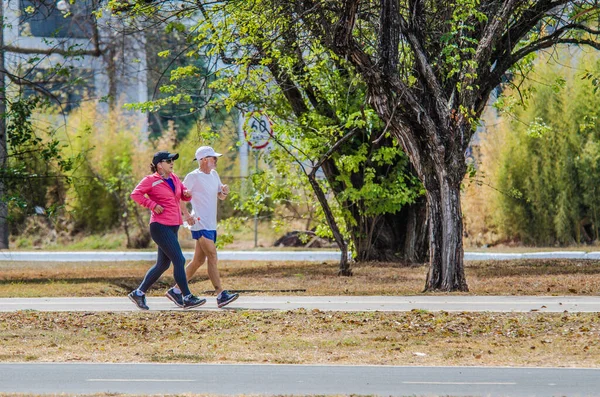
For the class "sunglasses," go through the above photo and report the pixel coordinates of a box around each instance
[161,159,174,164]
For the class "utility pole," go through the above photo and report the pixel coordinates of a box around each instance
[0,1,8,249]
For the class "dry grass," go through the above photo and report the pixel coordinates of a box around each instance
[0,310,599,367]
[1,258,600,297]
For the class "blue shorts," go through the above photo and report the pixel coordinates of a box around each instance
[191,229,217,243]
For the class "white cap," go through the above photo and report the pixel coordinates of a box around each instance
[194,146,222,161]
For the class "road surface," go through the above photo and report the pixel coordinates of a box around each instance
[0,363,598,396]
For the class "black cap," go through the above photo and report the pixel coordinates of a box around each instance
[152,151,179,166]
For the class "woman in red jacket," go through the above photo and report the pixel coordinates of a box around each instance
[128,151,205,310]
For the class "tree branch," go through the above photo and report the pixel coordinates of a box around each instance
[512,23,600,61]
[378,0,400,76]
[488,0,571,71]
[474,0,520,70]
[2,43,100,57]
[310,128,358,177]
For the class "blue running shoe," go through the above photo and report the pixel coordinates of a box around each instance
[217,290,239,308]
[183,294,207,309]
[128,290,149,310]
[165,287,184,308]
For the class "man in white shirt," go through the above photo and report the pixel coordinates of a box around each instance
[166,146,239,308]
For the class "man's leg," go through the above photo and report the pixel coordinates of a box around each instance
[173,238,206,291]
[198,236,222,295]
[186,238,208,282]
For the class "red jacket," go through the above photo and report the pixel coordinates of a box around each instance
[130,172,191,226]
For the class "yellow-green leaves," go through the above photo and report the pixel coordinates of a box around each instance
[170,65,199,81]
[526,118,552,139]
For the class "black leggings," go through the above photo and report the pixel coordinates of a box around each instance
[137,223,191,296]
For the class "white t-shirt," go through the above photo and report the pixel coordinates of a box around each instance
[182,168,223,231]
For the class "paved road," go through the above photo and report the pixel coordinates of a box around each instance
[0,363,598,396]
[1,295,600,312]
[2,250,600,262]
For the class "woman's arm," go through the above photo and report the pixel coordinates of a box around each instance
[130,176,158,210]
[177,174,192,202]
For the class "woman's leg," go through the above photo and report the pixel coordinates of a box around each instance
[140,223,191,296]
[138,224,172,292]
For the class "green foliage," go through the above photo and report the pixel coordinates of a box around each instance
[6,100,159,247]
[494,49,600,245]
[68,118,129,233]
[3,96,76,232]
[207,1,422,251]
[441,0,486,86]
[132,28,229,141]
[64,104,161,247]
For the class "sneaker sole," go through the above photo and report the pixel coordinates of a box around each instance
[217,294,239,308]
[128,294,149,310]
[165,292,184,308]
[183,299,207,310]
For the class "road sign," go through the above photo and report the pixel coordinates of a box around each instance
[243,111,273,150]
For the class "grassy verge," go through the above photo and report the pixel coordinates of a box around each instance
[1,310,599,367]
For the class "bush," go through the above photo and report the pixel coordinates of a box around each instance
[469,49,600,246]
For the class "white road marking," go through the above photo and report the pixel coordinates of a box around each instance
[403,381,516,385]
[87,379,195,382]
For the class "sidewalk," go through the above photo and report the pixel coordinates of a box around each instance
[2,250,600,262]
[2,295,600,312]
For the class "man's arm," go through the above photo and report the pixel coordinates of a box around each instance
[180,201,196,225]
[218,184,229,201]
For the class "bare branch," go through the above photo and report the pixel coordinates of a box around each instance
[333,0,360,52]
[512,23,600,61]
[474,0,520,70]
[378,0,400,76]
[310,128,358,177]
[2,43,100,57]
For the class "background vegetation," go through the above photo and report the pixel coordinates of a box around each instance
[464,47,600,248]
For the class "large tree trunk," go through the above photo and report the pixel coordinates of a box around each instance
[362,77,469,290]
[422,165,468,291]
